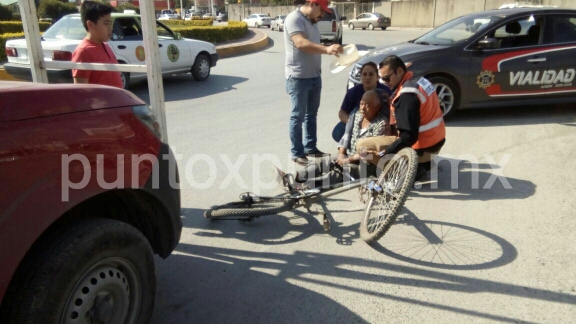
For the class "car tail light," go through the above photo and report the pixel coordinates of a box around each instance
[332,20,336,32]
[52,50,72,61]
[5,47,17,57]
[132,105,163,141]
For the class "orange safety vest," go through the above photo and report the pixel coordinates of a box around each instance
[389,71,445,150]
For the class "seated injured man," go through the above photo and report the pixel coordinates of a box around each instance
[281,89,393,190]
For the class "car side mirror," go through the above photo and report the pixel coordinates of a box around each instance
[477,38,499,50]
[340,16,347,21]
[175,32,182,40]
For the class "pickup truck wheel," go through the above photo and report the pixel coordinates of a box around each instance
[271,25,274,30]
[382,27,387,30]
[348,22,354,30]
[337,36,343,45]
[368,23,374,30]
[1,219,155,324]
[192,54,211,81]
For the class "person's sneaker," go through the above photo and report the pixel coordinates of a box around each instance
[305,149,327,158]
[292,156,309,165]
[415,165,429,181]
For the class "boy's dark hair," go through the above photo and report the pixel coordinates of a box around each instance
[80,0,114,31]
[379,55,407,73]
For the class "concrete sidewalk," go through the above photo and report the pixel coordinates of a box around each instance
[0,29,269,81]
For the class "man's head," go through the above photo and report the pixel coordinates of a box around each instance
[81,1,114,43]
[303,0,332,24]
[360,90,382,121]
[378,55,407,89]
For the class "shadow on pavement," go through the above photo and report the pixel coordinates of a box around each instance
[355,44,376,52]
[372,210,518,270]
[414,159,536,201]
[152,240,575,323]
[186,206,322,246]
[447,104,576,127]
[128,74,249,103]
[153,243,369,323]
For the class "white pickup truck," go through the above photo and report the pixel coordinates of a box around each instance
[317,6,346,45]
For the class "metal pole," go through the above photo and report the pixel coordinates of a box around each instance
[141,0,169,142]
[18,0,48,83]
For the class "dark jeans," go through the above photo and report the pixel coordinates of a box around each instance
[286,76,322,158]
[296,155,376,190]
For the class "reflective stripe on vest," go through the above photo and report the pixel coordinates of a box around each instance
[398,87,426,104]
[419,116,443,132]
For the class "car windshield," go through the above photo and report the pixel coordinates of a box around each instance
[413,12,505,45]
[373,13,385,18]
[320,12,336,21]
[42,16,86,40]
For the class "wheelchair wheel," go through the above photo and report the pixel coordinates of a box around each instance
[360,148,418,243]
[204,194,295,220]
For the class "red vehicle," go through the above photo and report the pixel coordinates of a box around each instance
[0,81,181,323]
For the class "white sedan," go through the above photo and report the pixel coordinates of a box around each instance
[4,12,218,88]
[157,13,180,20]
[243,14,271,28]
[271,15,286,31]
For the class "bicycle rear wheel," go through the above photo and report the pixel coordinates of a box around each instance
[204,194,295,220]
[360,147,418,243]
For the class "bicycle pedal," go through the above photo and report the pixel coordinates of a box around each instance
[322,213,330,232]
[367,181,383,194]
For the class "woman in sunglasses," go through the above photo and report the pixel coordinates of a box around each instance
[332,62,392,142]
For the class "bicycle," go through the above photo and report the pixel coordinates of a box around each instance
[204,148,418,243]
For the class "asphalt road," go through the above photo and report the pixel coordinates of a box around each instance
[129,27,576,323]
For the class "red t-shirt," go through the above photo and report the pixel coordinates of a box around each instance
[72,38,123,88]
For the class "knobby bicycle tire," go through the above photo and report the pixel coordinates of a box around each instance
[360,147,418,243]
[204,198,295,220]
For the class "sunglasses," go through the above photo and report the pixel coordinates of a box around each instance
[380,71,396,83]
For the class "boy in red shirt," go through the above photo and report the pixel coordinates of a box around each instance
[72,1,123,88]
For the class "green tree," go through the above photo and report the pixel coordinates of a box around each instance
[115,3,140,14]
[38,0,78,22]
[0,4,13,20]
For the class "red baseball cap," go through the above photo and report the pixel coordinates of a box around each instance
[308,0,332,15]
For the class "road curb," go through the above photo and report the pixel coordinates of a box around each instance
[216,30,269,58]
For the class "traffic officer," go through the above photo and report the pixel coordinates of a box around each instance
[357,55,446,179]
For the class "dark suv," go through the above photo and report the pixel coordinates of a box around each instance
[0,82,181,323]
[349,7,576,117]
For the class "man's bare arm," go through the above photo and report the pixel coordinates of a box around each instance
[338,109,349,123]
[290,33,342,55]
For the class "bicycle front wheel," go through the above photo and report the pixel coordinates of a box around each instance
[360,147,418,243]
[204,196,295,220]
